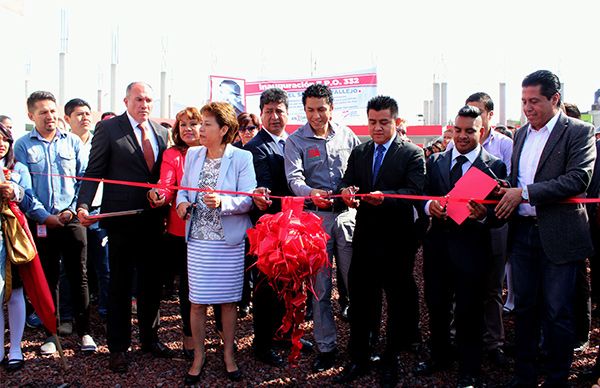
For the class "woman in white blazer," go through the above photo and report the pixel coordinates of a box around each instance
[176,102,256,384]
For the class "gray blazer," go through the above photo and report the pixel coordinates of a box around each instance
[176,144,256,245]
[510,112,596,263]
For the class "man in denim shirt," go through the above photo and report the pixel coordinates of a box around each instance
[284,84,361,372]
[14,91,95,354]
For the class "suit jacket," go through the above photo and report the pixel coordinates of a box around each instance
[244,129,292,215]
[176,144,256,245]
[77,113,169,229]
[424,148,507,230]
[338,135,426,254]
[510,112,596,263]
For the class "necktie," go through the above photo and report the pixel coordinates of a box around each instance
[279,139,286,153]
[138,123,155,171]
[372,144,385,185]
[450,155,469,187]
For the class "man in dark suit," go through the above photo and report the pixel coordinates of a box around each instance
[495,70,596,387]
[245,88,292,367]
[416,105,507,388]
[334,96,425,387]
[76,82,171,373]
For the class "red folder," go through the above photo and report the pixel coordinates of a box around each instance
[445,167,498,225]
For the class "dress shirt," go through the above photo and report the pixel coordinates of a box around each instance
[127,112,159,160]
[285,121,361,197]
[424,145,481,216]
[481,130,513,175]
[371,133,396,172]
[517,111,561,216]
[264,127,288,154]
[14,128,87,223]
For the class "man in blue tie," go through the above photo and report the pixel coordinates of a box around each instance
[416,105,507,388]
[336,96,426,387]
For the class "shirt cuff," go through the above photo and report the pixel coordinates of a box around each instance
[424,200,432,216]
[11,182,23,203]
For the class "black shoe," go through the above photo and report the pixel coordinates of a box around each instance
[226,368,243,381]
[340,305,349,322]
[108,352,128,373]
[142,342,175,359]
[502,377,537,388]
[487,348,509,367]
[184,356,206,385]
[457,374,480,388]
[414,359,451,376]
[6,358,24,372]
[254,349,284,367]
[333,362,368,384]
[580,363,600,381]
[312,350,336,372]
[379,362,398,388]
[300,338,314,353]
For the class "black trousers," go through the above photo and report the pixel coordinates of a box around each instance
[31,220,90,337]
[348,242,419,366]
[423,225,490,376]
[105,217,162,352]
[162,233,191,337]
[252,270,285,352]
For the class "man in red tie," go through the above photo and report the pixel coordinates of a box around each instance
[76,82,171,373]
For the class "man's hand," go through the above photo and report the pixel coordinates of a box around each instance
[362,191,384,206]
[340,186,360,208]
[429,200,447,219]
[467,199,487,220]
[253,187,272,211]
[147,189,166,207]
[177,202,192,220]
[310,189,333,209]
[76,208,95,227]
[495,187,523,219]
[58,210,74,224]
[45,214,65,229]
[0,182,14,200]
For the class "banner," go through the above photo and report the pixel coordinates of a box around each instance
[211,70,377,135]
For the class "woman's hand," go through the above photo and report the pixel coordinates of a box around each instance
[177,202,192,220]
[203,187,221,209]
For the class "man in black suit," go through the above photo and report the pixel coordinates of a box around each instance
[245,88,293,367]
[496,70,596,387]
[416,106,507,388]
[335,96,425,387]
[76,82,171,373]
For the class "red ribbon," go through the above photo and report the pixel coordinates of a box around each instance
[247,197,330,366]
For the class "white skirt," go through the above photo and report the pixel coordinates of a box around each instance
[187,238,245,304]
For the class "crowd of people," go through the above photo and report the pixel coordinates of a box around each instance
[1,69,600,388]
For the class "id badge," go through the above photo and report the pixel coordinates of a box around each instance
[37,224,47,238]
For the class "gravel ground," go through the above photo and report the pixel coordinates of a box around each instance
[3,248,599,387]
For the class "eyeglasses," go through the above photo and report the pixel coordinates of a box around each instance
[239,126,257,133]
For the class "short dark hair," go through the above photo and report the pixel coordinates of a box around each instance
[64,98,91,117]
[237,112,260,128]
[0,115,11,122]
[302,84,333,107]
[27,91,56,112]
[465,92,494,112]
[494,125,514,139]
[563,102,581,119]
[522,70,561,105]
[259,88,288,112]
[200,102,239,145]
[457,105,481,119]
[101,111,116,120]
[366,96,398,118]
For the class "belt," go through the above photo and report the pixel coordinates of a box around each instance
[514,215,538,226]
[305,201,347,213]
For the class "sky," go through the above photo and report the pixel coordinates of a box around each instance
[1,0,600,135]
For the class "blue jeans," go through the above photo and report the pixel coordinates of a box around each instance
[510,219,578,385]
